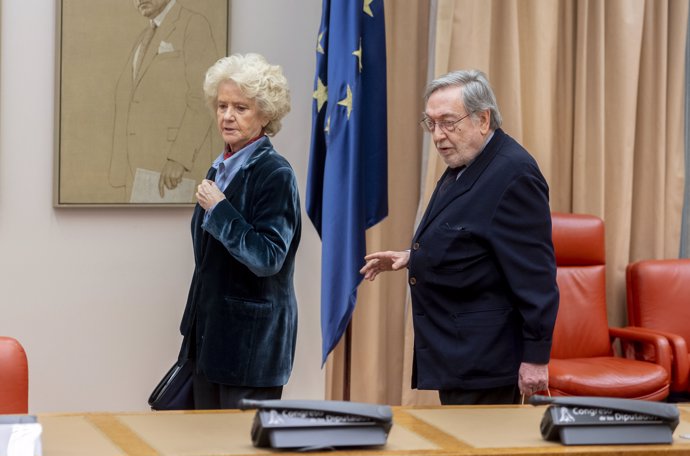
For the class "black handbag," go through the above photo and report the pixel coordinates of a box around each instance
[148,359,194,410]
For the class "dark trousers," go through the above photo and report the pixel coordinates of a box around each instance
[191,364,283,410]
[438,384,520,405]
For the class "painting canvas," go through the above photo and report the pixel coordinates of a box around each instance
[55,0,229,206]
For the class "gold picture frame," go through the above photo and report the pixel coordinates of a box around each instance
[54,0,229,206]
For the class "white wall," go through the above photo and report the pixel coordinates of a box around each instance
[0,0,324,412]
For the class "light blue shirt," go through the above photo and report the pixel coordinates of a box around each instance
[205,138,264,220]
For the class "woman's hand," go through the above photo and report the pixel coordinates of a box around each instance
[196,179,225,211]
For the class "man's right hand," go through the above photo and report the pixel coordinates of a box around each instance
[359,250,410,281]
[158,159,186,197]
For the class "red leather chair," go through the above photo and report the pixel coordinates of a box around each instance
[548,213,671,400]
[626,259,690,396]
[0,336,29,413]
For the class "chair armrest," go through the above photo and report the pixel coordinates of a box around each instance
[622,326,689,392]
[608,327,672,380]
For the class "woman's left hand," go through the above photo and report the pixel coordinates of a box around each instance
[196,179,225,211]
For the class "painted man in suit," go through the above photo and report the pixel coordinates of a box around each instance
[361,70,559,405]
[109,0,220,202]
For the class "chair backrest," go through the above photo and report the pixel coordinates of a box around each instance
[0,336,29,414]
[550,213,611,359]
[627,259,690,344]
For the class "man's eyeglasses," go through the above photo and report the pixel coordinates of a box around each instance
[419,112,472,133]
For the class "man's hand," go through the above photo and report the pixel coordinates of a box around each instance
[195,179,225,211]
[158,159,186,197]
[518,362,549,396]
[359,250,410,281]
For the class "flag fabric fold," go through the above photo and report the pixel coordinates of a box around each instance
[307,0,388,364]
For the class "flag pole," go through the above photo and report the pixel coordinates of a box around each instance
[343,320,352,401]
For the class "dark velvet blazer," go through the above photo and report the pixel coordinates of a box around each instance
[180,137,301,387]
[408,128,559,391]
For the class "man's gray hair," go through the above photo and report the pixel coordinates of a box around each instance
[424,69,502,130]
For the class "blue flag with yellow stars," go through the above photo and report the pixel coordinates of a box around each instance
[307,0,388,364]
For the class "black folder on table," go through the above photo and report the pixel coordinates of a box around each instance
[530,395,679,445]
[239,399,393,450]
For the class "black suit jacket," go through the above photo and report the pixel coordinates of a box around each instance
[408,129,559,390]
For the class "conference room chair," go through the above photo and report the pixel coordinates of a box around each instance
[548,213,671,400]
[626,259,690,398]
[0,336,29,414]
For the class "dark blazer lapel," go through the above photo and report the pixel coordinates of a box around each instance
[195,167,217,264]
[221,137,273,200]
[414,170,449,239]
[414,130,503,241]
[222,167,245,201]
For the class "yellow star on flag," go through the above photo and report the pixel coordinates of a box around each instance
[316,32,325,54]
[363,0,374,17]
[352,38,363,72]
[313,78,328,112]
[338,85,353,119]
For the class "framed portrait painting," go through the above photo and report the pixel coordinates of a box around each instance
[55,0,229,206]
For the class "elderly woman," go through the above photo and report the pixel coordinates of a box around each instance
[178,53,301,409]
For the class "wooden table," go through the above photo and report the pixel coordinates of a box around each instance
[37,404,690,456]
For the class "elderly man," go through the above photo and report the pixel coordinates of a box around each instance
[361,70,559,405]
[110,0,220,202]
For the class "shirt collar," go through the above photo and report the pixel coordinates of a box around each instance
[212,136,265,169]
[151,0,176,28]
[482,130,495,150]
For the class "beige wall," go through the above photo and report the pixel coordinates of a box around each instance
[0,0,324,412]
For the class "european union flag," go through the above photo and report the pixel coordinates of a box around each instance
[307,0,388,364]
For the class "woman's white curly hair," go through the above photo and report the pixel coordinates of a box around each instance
[203,53,291,136]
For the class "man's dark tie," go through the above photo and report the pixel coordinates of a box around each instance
[439,166,464,194]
